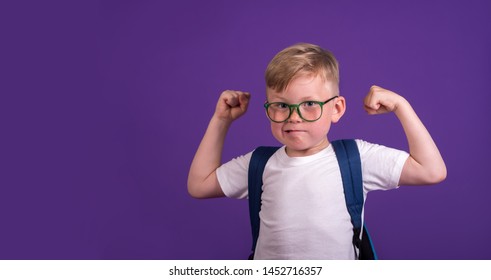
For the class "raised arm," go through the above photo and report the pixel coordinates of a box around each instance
[187,90,251,198]
[364,86,447,185]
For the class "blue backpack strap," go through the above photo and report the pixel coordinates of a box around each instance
[248,146,280,259]
[332,139,377,260]
[331,140,364,229]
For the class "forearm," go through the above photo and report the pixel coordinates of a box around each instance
[188,90,250,197]
[187,116,231,197]
[395,99,447,184]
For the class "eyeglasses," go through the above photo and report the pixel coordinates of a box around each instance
[264,96,338,123]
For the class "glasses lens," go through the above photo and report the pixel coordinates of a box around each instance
[266,101,324,122]
[299,101,322,121]
[267,103,290,122]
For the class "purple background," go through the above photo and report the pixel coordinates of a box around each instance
[1,0,490,260]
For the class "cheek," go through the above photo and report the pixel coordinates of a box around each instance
[313,117,332,135]
[270,123,284,139]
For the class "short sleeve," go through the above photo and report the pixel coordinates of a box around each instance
[216,151,253,199]
[356,139,409,192]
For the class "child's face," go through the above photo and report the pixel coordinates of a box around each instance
[266,74,344,157]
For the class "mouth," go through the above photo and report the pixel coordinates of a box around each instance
[284,129,305,134]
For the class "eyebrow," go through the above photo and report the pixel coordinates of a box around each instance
[298,96,320,102]
[268,96,325,103]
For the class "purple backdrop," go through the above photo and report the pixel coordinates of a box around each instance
[1,0,490,260]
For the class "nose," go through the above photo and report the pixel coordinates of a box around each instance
[287,107,302,123]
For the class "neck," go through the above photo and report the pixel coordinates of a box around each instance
[285,139,330,157]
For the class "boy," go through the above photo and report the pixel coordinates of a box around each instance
[187,43,446,259]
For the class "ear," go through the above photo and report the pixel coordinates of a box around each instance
[330,96,346,123]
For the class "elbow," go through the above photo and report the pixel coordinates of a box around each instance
[427,165,447,185]
[187,182,202,199]
[187,180,210,199]
[188,187,202,199]
[428,173,446,185]
[187,171,222,199]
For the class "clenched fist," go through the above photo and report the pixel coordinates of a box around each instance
[214,90,251,122]
[364,85,408,115]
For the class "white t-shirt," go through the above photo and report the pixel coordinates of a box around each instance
[216,139,409,260]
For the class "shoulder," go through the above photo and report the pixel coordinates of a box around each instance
[216,149,255,199]
[219,150,255,171]
[354,138,378,151]
[331,139,381,157]
[353,139,409,174]
[251,146,281,161]
[354,139,404,156]
[354,139,409,191]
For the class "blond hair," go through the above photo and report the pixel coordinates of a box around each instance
[265,43,339,93]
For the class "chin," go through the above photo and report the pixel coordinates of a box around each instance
[285,143,313,153]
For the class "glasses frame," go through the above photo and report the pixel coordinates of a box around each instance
[264,96,339,123]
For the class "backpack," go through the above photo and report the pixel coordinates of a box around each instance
[247,139,377,260]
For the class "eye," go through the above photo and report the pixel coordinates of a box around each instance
[302,101,317,107]
[272,102,289,109]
